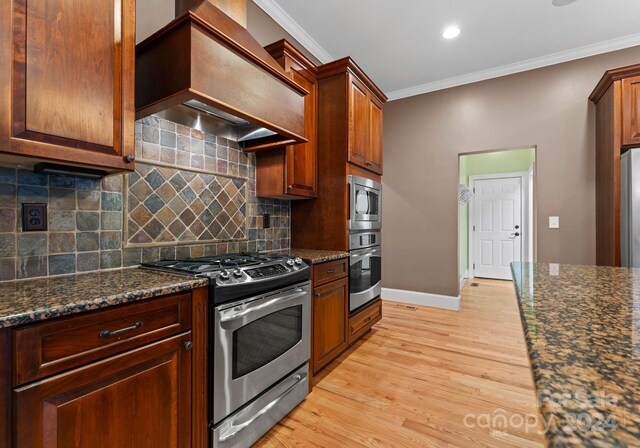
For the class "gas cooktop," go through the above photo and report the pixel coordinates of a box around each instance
[142,253,295,275]
[141,252,310,305]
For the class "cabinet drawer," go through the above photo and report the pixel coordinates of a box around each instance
[14,292,191,385]
[313,258,348,287]
[348,299,381,344]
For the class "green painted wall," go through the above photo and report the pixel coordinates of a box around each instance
[458,148,535,280]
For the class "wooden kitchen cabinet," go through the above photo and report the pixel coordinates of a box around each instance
[348,77,370,168]
[312,275,349,374]
[622,76,640,146]
[590,64,640,266]
[3,287,209,448]
[348,298,382,345]
[317,58,387,176]
[292,57,386,251]
[14,333,192,448]
[257,40,318,199]
[0,0,136,173]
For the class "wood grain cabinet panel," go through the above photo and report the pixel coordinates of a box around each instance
[368,96,384,174]
[14,333,192,448]
[257,40,318,199]
[14,293,191,385]
[0,0,135,172]
[622,76,640,147]
[348,298,381,344]
[348,77,370,169]
[312,276,348,373]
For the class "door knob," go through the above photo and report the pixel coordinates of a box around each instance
[509,232,520,239]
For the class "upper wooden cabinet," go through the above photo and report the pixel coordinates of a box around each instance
[318,58,387,175]
[0,0,135,173]
[256,40,318,199]
[622,76,640,146]
[590,64,640,266]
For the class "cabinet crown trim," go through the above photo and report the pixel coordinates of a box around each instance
[590,63,640,103]
[264,38,318,74]
[317,57,387,103]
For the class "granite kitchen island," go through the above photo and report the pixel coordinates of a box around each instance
[511,262,640,447]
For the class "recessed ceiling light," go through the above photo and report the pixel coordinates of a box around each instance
[443,26,461,40]
[552,0,578,6]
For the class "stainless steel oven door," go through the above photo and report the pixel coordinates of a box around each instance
[348,175,382,230]
[349,246,382,312]
[213,282,311,424]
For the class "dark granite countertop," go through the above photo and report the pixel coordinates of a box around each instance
[288,249,349,265]
[511,262,640,447]
[0,268,208,328]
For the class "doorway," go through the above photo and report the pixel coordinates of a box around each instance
[458,147,536,283]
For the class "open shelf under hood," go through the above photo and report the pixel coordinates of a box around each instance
[135,0,308,151]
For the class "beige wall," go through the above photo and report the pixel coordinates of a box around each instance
[383,46,640,298]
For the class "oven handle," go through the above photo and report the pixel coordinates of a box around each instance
[219,288,308,323]
[218,371,307,442]
[350,247,382,265]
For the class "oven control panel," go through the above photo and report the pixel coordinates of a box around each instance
[245,264,288,279]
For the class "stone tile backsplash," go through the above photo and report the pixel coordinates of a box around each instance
[0,116,290,281]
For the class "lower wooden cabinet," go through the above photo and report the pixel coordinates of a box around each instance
[14,333,192,448]
[312,276,348,373]
[348,298,382,345]
[3,287,209,448]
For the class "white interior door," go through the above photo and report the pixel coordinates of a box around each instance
[472,177,522,280]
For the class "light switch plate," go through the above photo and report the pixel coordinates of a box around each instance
[549,216,559,229]
[549,263,560,276]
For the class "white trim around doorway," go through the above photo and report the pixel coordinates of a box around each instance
[468,172,530,279]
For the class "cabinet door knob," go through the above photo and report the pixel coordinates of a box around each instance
[315,292,321,297]
[184,341,193,351]
[124,155,135,163]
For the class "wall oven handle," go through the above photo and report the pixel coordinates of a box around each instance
[219,288,307,323]
[218,372,307,442]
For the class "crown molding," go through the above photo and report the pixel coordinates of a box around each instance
[387,32,640,101]
[252,0,333,64]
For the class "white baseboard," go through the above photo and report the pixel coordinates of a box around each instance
[459,270,468,290]
[381,287,461,311]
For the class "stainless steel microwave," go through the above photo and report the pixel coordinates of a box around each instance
[348,175,382,230]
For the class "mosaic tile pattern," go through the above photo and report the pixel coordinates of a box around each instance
[0,169,124,280]
[0,115,291,280]
[126,163,247,246]
[512,262,640,447]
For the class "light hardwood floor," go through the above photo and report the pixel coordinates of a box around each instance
[255,279,546,448]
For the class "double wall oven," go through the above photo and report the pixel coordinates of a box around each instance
[348,175,382,312]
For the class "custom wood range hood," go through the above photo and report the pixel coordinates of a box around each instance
[135,0,308,151]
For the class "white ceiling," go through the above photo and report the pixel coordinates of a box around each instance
[253,0,640,100]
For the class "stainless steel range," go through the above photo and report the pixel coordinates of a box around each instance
[142,253,311,448]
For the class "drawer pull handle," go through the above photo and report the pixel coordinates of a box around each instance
[364,317,372,323]
[315,292,321,297]
[99,321,142,338]
[325,269,337,274]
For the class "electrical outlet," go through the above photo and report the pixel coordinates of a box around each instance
[22,203,47,231]
[263,213,270,229]
[549,263,560,276]
[549,216,559,229]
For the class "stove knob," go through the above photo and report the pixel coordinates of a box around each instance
[294,257,302,265]
[286,259,295,266]
[219,270,230,281]
[233,268,243,278]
